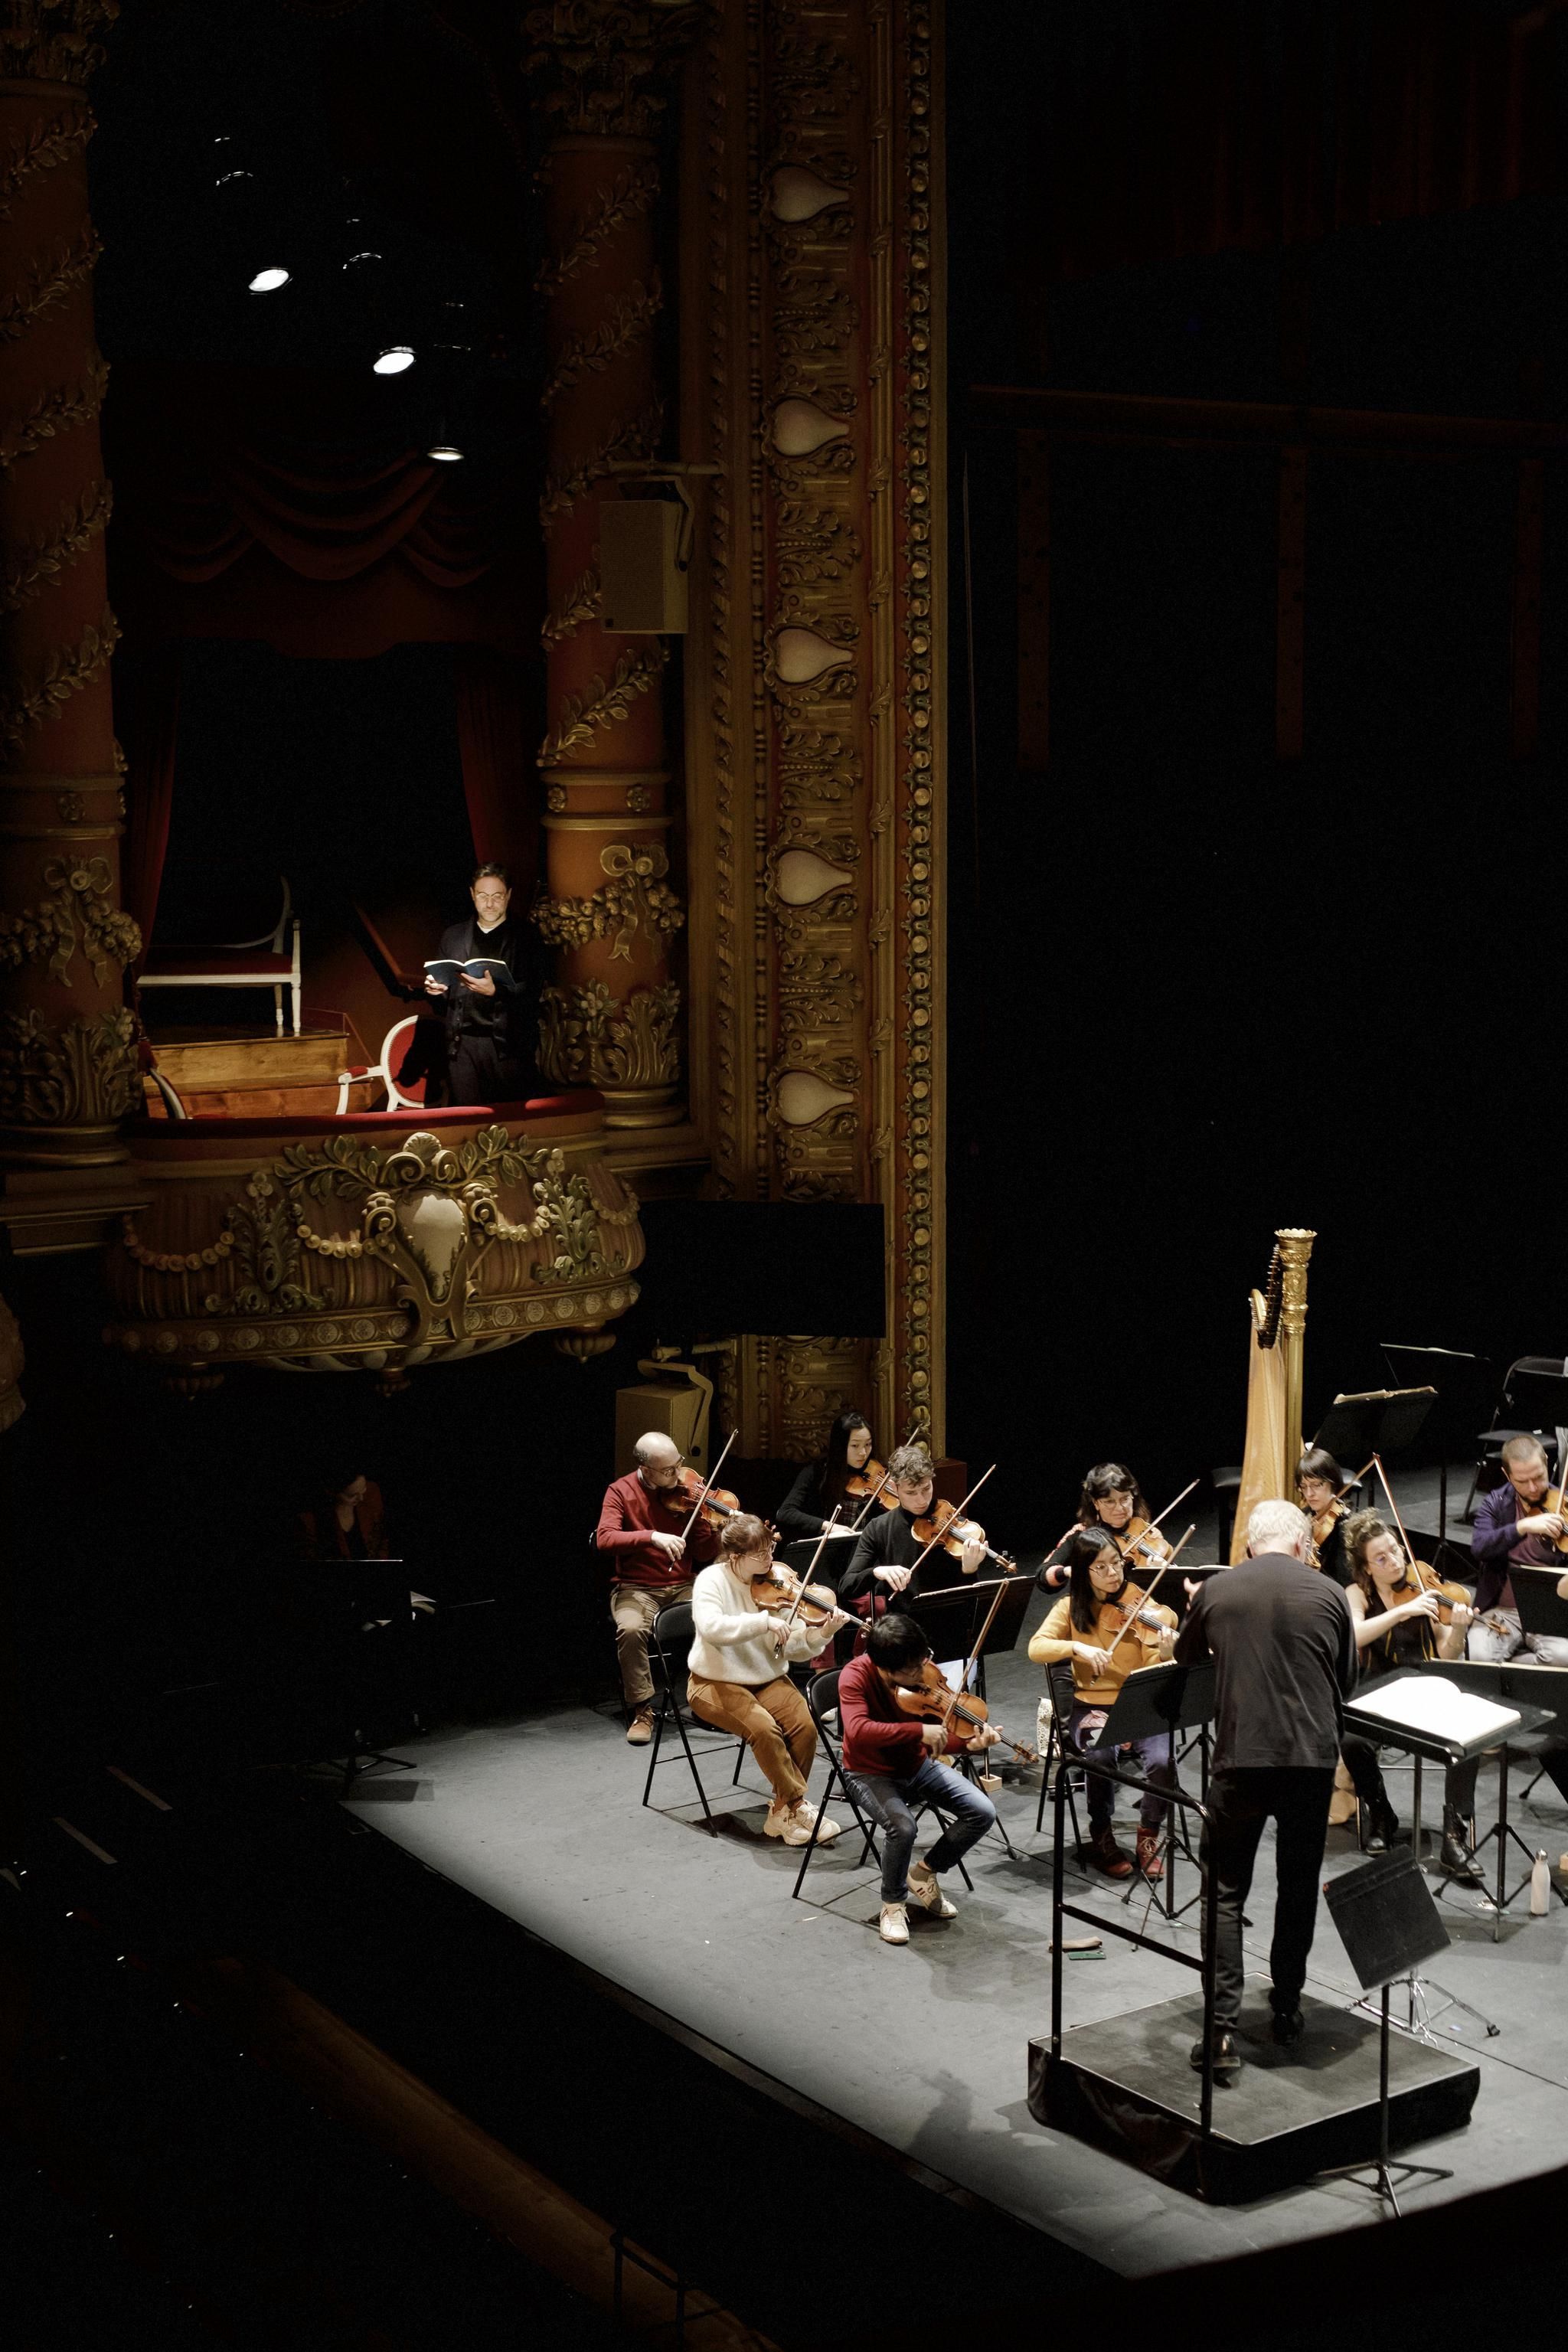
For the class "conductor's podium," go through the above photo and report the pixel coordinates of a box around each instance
[103,1092,644,1385]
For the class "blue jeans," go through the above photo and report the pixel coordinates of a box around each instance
[1068,1700,1174,1838]
[846,1755,998,1903]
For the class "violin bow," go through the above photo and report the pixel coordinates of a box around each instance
[772,1508,842,1644]
[678,1428,737,1542]
[1370,1451,1423,1579]
[1116,1478,1198,1571]
[906,1464,995,1577]
[1105,1525,1195,1664]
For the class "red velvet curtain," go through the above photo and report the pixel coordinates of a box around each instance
[1031,0,1565,286]
[455,648,536,904]
[113,643,182,973]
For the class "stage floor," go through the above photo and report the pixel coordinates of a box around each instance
[344,1585,1568,2280]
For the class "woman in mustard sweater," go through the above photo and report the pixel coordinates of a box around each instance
[1030,1526,1178,1878]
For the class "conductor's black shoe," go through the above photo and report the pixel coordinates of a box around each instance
[1188,2033,1241,2079]
[1270,2006,1305,2048]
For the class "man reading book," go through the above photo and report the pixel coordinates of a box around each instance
[420,862,536,1108]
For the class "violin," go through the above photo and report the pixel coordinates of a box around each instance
[844,1455,888,1501]
[749,1561,840,1629]
[1392,1560,1507,1638]
[890,1658,1037,1763]
[1309,1498,1347,1552]
[1111,1516,1172,1573]
[910,1495,1017,1574]
[676,1463,743,1532]
[1102,1577,1178,1649]
[1530,1484,1568,1557]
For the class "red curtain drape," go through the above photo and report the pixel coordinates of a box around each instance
[113,642,182,972]
[454,647,536,906]
[1030,0,1564,286]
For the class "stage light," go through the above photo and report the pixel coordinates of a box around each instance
[247,266,291,294]
[373,345,415,374]
[426,441,464,462]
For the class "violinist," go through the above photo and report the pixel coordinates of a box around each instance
[1337,1510,1482,1880]
[838,1442,985,1610]
[596,1432,720,1745]
[688,1515,851,1846]
[1028,1528,1178,1879]
[773,1410,877,1580]
[1297,1447,1352,1588]
[838,1613,1000,1945]
[1469,1436,1568,1665]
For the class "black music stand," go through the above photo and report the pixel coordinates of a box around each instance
[1320,1854,1455,2216]
[1095,1660,1217,1922]
[1380,1344,1488,1570]
[1411,1655,1567,1936]
[1512,1567,1568,1645]
[1313,1387,1436,1483]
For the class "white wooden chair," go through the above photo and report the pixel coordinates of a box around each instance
[335,1014,424,1115]
[140,875,302,1036]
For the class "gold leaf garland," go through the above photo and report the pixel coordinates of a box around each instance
[0,227,104,348]
[540,400,663,524]
[531,843,685,962]
[0,108,94,220]
[0,478,112,615]
[0,606,120,753]
[539,275,663,411]
[540,566,603,648]
[0,356,109,472]
[534,160,661,298]
[538,642,667,764]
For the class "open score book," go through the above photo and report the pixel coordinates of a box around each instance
[1345,1673,1521,1748]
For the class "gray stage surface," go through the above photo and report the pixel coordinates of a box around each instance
[345,1585,1568,2278]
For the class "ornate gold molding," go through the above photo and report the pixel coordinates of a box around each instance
[521,2,701,139]
[0,354,108,472]
[538,642,667,763]
[0,1001,137,1129]
[0,476,110,613]
[531,841,684,959]
[538,978,680,1089]
[0,224,102,345]
[0,603,119,752]
[0,103,93,217]
[540,564,603,648]
[540,274,662,410]
[540,400,663,525]
[0,2,118,87]
[533,157,661,296]
[0,851,139,981]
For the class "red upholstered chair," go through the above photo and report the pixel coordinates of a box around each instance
[335,1014,425,1116]
[140,874,302,1036]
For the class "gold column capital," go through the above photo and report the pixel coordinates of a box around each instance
[521,1,701,139]
[0,2,118,87]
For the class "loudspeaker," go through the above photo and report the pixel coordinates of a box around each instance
[599,498,688,634]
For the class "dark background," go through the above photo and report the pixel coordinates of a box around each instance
[944,2,1568,1537]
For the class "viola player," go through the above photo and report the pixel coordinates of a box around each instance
[838,1442,985,1610]
[596,1432,719,1744]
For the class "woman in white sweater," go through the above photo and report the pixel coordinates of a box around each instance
[688,1514,848,1847]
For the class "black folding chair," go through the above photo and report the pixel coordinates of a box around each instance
[790,1665,982,1901]
[1465,1355,1568,1520]
[639,1601,754,1835]
[1033,1659,1087,1857]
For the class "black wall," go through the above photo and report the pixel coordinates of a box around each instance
[944,11,1568,1537]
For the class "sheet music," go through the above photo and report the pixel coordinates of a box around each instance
[1347,1671,1520,1747]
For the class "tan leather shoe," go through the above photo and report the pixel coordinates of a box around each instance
[625,1705,656,1745]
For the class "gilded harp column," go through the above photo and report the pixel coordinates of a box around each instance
[522,3,698,1132]
[0,3,138,1168]
[1276,1225,1315,1476]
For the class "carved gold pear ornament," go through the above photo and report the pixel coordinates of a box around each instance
[103,1123,644,1380]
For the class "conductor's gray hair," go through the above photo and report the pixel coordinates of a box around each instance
[1245,1498,1311,1558]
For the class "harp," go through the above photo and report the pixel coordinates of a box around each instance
[1230,1227,1316,1564]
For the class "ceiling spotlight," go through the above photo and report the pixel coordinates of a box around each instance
[373,345,416,375]
[343,250,383,270]
[247,266,291,294]
[426,440,464,462]
[215,168,253,187]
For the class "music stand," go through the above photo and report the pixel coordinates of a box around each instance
[1512,1566,1568,1644]
[1095,1660,1217,1921]
[1313,1387,1436,1478]
[1380,1344,1489,1569]
[1320,1854,1455,2216]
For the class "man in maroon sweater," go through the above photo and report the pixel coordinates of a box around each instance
[596,1432,719,1743]
[838,1613,1000,1945]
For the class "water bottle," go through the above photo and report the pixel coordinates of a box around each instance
[1530,1851,1550,1916]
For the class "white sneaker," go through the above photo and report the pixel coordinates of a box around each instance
[879,1902,910,1945]
[792,1799,842,1844]
[763,1804,817,1846]
[908,1867,957,1919]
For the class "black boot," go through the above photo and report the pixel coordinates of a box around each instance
[1440,1803,1484,1882]
[1364,1798,1400,1854]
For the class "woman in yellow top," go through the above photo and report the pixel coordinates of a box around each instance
[1029,1527,1178,1879]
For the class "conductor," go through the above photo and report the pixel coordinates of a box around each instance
[1175,1498,1357,2079]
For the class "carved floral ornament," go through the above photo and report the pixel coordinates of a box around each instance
[531,840,684,962]
[0,1003,138,1129]
[107,1126,644,1376]
[0,854,141,985]
[537,978,679,1089]
[521,1,702,140]
[0,2,119,85]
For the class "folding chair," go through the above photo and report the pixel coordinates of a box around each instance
[791,1664,983,1901]
[1465,1355,1568,1520]
[1033,1659,1087,1858]
[639,1600,752,1836]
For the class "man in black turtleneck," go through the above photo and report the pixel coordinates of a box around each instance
[422,861,537,1108]
[838,1443,985,1611]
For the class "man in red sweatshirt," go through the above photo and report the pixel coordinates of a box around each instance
[838,1613,1000,1944]
[596,1432,720,1743]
